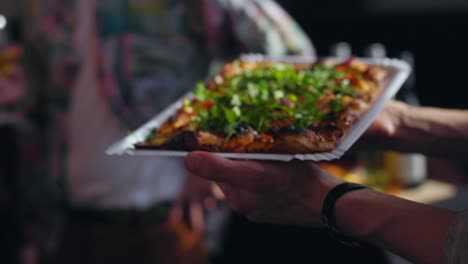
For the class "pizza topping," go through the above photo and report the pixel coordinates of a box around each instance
[191,60,377,139]
[137,58,387,154]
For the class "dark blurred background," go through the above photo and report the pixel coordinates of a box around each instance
[278,0,468,109]
[3,0,468,108]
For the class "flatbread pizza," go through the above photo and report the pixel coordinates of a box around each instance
[135,57,387,154]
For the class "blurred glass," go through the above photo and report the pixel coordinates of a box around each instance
[0,15,6,31]
[330,42,352,58]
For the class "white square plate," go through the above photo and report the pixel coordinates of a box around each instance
[106,56,411,161]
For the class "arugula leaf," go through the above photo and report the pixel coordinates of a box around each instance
[189,60,363,136]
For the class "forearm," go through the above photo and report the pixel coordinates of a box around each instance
[334,189,456,264]
[393,104,468,161]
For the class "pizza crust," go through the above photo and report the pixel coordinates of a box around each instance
[270,133,336,154]
[135,58,386,154]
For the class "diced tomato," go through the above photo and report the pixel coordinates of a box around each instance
[335,65,346,72]
[202,100,214,109]
[346,73,359,85]
[316,94,336,113]
[259,133,274,142]
[339,56,356,67]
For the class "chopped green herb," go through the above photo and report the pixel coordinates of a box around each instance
[190,61,365,136]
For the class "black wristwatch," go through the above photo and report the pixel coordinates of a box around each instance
[321,182,369,247]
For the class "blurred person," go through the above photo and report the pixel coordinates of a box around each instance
[0,46,24,107]
[1,18,29,264]
[0,46,25,264]
[185,100,468,264]
[21,0,315,263]
[1,17,25,107]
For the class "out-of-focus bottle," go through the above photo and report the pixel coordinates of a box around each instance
[359,43,396,191]
[389,51,427,188]
[359,44,427,190]
[330,42,352,59]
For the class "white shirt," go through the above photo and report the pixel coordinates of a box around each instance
[66,0,186,209]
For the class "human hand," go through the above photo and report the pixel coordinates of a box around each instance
[184,152,344,227]
[353,100,408,151]
[169,172,225,234]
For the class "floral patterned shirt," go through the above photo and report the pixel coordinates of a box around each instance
[21,0,314,254]
[27,0,314,183]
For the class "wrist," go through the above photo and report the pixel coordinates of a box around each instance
[315,170,344,215]
[333,188,384,239]
[302,163,343,226]
[321,182,370,246]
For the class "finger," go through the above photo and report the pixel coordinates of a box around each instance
[168,201,183,222]
[215,182,242,211]
[185,151,270,189]
[189,200,205,234]
[202,183,224,211]
[216,182,260,216]
[203,197,218,211]
[211,183,225,200]
[216,182,234,196]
